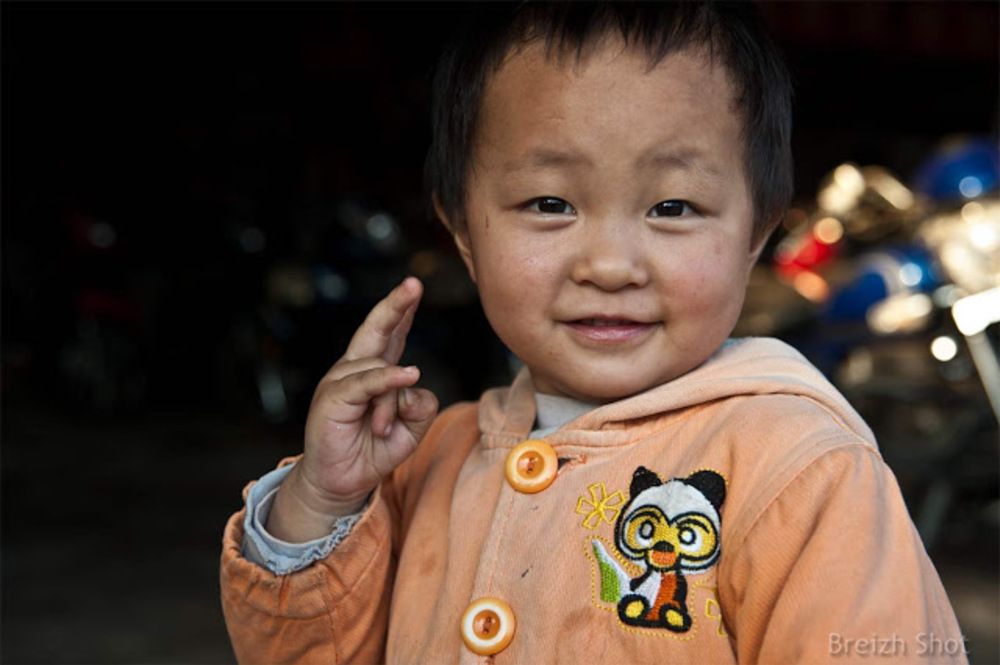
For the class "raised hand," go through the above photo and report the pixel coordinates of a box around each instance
[266,277,439,543]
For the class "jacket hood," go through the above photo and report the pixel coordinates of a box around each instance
[477,337,874,449]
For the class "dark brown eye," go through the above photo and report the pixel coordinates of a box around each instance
[530,197,575,215]
[649,200,693,217]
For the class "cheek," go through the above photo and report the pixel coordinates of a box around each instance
[667,250,748,315]
[476,233,560,293]
[475,250,538,320]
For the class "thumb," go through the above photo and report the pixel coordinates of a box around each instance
[397,387,440,443]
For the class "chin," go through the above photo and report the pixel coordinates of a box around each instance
[553,373,666,404]
[547,354,712,402]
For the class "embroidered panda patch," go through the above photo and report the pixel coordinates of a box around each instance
[589,467,726,633]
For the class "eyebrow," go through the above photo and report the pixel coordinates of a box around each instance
[499,149,593,174]
[637,148,725,181]
[499,147,725,181]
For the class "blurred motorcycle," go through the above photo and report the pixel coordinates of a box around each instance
[739,137,999,548]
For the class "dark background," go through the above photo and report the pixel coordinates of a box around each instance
[2,2,998,662]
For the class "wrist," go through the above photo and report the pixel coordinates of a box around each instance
[265,466,370,543]
[291,463,371,517]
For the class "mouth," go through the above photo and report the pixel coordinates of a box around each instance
[564,317,657,343]
[574,318,641,327]
[649,550,677,568]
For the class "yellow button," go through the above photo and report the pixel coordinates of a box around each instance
[460,597,516,656]
[504,439,558,493]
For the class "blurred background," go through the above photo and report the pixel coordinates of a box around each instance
[2,1,997,662]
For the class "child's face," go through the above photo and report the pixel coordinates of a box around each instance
[447,40,762,403]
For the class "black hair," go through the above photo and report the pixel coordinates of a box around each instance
[425,0,793,245]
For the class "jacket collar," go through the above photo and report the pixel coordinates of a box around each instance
[476,338,875,450]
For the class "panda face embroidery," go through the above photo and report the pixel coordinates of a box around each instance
[617,476,722,573]
[591,467,726,633]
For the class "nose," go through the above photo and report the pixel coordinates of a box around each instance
[569,217,648,291]
[652,541,674,553]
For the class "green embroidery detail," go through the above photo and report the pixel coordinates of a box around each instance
[594,542,620,603]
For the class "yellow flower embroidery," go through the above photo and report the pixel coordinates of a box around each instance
[705,593,728,637]
[576,483,625,530]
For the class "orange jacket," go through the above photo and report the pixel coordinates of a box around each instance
[221,338,966,664]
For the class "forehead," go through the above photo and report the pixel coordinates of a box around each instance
[473,39,744,181]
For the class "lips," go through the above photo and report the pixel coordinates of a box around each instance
[574,318,639,327]
[564,317,656,343]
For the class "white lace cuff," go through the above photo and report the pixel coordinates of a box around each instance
[241,464,367,575]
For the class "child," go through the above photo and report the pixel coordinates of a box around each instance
[221,3,966,663]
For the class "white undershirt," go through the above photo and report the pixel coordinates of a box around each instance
[530,392,602,438]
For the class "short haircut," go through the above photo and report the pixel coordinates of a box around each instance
[425,0,794,245]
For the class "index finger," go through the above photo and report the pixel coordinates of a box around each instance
[342,277,423,363]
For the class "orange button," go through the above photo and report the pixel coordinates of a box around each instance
[504,439,558,493]
[460,597,516,656]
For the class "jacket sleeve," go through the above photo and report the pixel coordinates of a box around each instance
[219,403,476,665]
[220,463,399,665]
[720,444,968,664]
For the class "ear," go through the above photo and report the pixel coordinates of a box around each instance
[747,230,768,270]
[683,470,726,511]
[629,466,662,498]
[433,191,477,284]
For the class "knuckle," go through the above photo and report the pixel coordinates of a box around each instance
[327,357,388,382]
[365,365,399,387]
[339,366,386,397]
